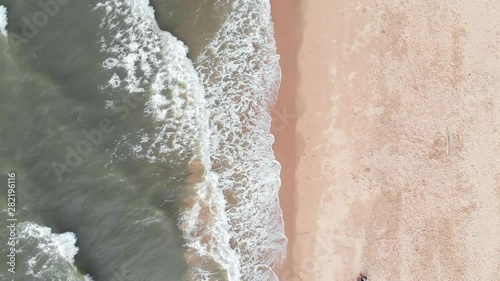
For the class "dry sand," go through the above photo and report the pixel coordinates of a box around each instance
[271,0,500,280]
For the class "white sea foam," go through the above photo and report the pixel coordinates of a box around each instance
[196,0,287,280]
[0,5,7,37]
[95,0,286,279]
[17,222,93,281]
[94,0,240,279]
[95,0,204,165]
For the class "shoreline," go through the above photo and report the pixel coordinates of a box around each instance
[270,0,301,278]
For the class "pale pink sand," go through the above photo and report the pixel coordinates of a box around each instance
[273,0,500,280]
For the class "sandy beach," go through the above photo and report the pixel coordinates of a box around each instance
[271,0,500,280]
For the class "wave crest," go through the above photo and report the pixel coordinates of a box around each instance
[17,222,93,281]
[0,5,7,37]
[195,0,287,280]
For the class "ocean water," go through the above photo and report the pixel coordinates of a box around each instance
[0,1,286,280]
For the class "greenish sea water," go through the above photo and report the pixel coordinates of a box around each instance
[0,1,286,280]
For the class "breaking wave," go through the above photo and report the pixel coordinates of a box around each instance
[94,0,286,280]
[17,222,93,281]
[0,5,7,37]
[195,0,287,280]
[94,0,238,279]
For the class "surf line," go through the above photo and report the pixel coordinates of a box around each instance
[6,172,17,274]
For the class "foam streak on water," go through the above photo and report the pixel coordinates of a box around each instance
[196,0,287,280]
[0,5,7,37]
[95,0,204,165]
[17,222,93,281]
[94,0,287,279]
[94,0,240,280]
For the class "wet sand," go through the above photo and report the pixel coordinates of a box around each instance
[270,0,301,276]
[272,0,500,280]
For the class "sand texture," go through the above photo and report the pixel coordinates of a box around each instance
[272,0,500,280]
